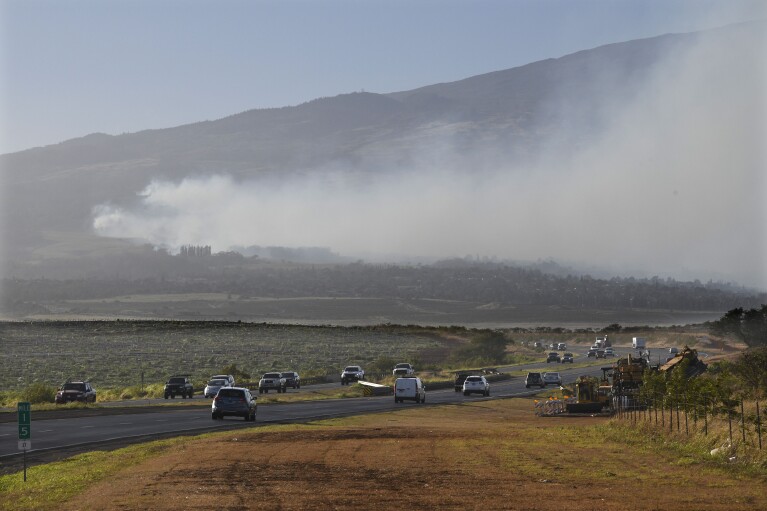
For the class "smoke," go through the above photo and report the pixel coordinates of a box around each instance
[93,23,766,288]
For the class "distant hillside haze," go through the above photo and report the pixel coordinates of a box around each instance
[1,21,764,289]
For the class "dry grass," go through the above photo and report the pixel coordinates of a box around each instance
[0,398,753,511]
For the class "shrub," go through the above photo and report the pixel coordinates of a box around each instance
[21,383,56,404]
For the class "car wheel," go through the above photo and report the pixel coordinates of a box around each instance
[486,390,490,397]
[422,394,426,403]
[244,413,249,421]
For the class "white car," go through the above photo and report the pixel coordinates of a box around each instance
[204,378,231,398]
[394,377,426,403]
[462,375,490,397]
[212,374,236,387]
[542,372,562,386]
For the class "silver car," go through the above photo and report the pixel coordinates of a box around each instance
[204,378,230,398]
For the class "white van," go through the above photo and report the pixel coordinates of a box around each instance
[632,337,646,349]
[394,377,426,404]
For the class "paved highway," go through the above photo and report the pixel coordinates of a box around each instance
[0,345,651,470]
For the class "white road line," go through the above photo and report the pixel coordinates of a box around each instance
[155,419,168,422]
[0,433,10,437]
[39,429,53,433]
[82,425,94,429]
[118,422,133,425]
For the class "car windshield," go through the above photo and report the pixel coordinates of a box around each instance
[466,376,482,382]
[169,378,185,384]
[344,367,360,372]
[208,380,225,386]
[63,383,85,391]
[218,389,243,398]
[280,372,293,377]
[263,373,280,378]
[564,353,573,357]
[395,364,409,368]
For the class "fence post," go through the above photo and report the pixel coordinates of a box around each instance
[756,399,762,450]
[728,408,733,446]
[741,399,746,444]
[661,395,665,428]
[669,398,673,433]
[676,399,681,433]
[704,395,708,436]
[684,392,689,436]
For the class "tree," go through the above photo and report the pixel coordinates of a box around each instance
[709,305,767,348]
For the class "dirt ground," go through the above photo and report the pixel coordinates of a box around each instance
[62,399,766,511]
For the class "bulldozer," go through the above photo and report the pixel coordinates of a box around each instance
[659,345,707,377]
[565,370,612,413]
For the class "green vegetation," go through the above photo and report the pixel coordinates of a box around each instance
[709,305,767,348]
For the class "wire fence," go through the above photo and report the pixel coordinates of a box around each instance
[614,392,764,453]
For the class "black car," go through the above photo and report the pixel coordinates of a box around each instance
[55,381,97,403]
[280,371,301,389]
[211,387,257,421]
[164,375,194,399]
[561,352,574,363]
[546,352,561,363]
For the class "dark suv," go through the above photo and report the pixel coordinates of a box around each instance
[454,372,472,392]
[164,375,194,399]
[212,387,257,421]
[546,352,561,363]
[55,381,97,403]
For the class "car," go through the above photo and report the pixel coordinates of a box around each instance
[280,371,301,389]
[596,349,606,359]
[587,348,597,357]
[549,343,556,350]
[546,352,561,363]
[604,347,615,357]
[164,375,194,399]
[533,342,543,349]
[543,372,562,386]
[211,387,257,421]
[340,365,365,385]
[259,372,286,393]
[525,372,545,389]
[561,352,574,363]
[55,380,97,403]
[463,375,490,396]
[211,374,236,387]
[204,378,230,398]
[454,371,472,392]
[669,347,678,354]
[394,377,426,403]
[557,343,567,351]
[392,363,415,377]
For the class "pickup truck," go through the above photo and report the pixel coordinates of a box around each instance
[258,372,286,394]
[392,363,415,376]
[340,366,365,385]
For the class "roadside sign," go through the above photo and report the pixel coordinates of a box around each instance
[18,440,32,451]
[18,402,31,440]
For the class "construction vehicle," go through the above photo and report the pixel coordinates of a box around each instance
[565,368,612,413]
[659,345,707,377]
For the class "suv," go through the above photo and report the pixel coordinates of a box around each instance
[259,372,286,393]
[454,372,472,392]
[394,377,426,403]
[340,366,365,385]
[211,374,236,387]
[55,380,97,403]
[392,363,415,377]
[212,387,257,421]
[164,375,194,399]
[280,371,301,389]
[543,372,562,386]
[525,372,545,389]
[561,352,574,363]
[546,352,561,363]
[462,375,490,397]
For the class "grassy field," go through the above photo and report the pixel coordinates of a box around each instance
[0,321,447,392]
[1,398,764,510]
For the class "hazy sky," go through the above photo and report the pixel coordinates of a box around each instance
[1,0,764,154]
